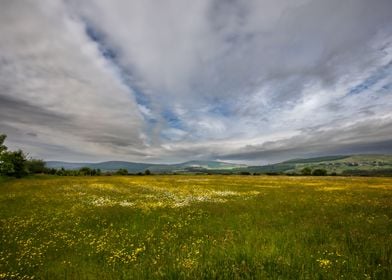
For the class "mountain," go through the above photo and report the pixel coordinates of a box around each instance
[45,160,246,173]
[44,161,92,170]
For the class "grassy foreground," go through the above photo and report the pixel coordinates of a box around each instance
[0,175,391,279]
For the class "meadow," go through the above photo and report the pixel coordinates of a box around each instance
[0,175,391,279]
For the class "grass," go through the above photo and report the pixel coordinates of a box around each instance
[0,175,391,279]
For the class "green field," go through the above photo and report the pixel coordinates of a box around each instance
[0,176,391,279]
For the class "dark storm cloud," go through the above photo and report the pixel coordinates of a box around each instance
[0,95,70,125]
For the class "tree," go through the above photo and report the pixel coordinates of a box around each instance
[0,134,46,178]
[0,134,7,154]
[26,159,46,174]
[1,150,28,178]
[301,167,312,176]
[0,134,9,175]
[116,168,128,175]
[1,135,30,178]
[56,167,66,176]
[144,169,151,175]
[48,168,57,175]
[79,167,92,176]
[312,169,327,176]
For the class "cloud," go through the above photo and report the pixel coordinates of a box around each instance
[0,0,147,161]
[0,0,391,163]
[219,115,392,163]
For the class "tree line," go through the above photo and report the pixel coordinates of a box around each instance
[0,134,152,178]
[48,167,151,176]
[0,134,47,178]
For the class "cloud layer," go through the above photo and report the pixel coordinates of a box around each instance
[1,0,392,163]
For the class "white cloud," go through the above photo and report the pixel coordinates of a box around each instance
[0,0,146,161]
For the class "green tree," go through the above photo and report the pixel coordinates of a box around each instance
[0,134,7,154]
[1,150,28,178]
[26,159,46,174]
[1,134,47,178]
[48,168,57,175]
[79,167,92,176]
[144,169,151,175]
[56,167,66,176]
[312,169,327,176]
[301,167,312,176]
[116,169,128,175]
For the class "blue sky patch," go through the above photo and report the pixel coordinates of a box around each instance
[348,60,392,95]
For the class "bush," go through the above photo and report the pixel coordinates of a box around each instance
[56,167,66,176]
[312,169,327,176]
[26,159,46,174]
[1,150,28,178]
[79,167,92,176]
[266,172,280,175]
[116,169,128,175]
[0,134,7,154]
[300,167,312,176]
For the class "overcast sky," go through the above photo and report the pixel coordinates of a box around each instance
[1,0,392,164]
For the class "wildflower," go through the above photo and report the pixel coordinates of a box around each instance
[317,259,332,269]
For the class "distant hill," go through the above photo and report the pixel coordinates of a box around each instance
[45,161,92,170]
[240,154,392,176]
[47,161,159,173]
[46,155,392,175]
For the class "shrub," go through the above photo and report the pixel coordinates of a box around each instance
[1,150,28,178]
[312,169,327,176]
[79,167,92,176]
[116,169,128,175]
[26,159,46,174]
[301,167,312,176]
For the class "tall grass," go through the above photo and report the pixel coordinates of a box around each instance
[0,175,391,279]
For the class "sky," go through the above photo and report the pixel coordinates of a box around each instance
[1,0,392,164]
